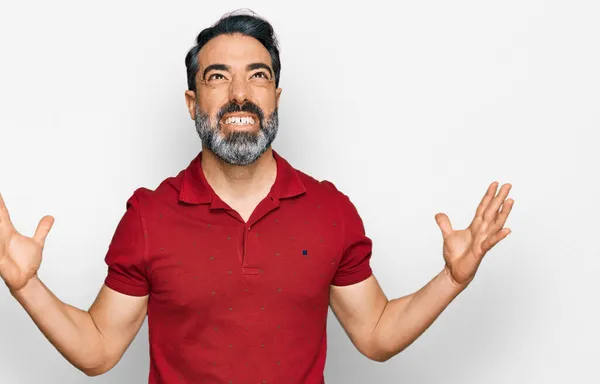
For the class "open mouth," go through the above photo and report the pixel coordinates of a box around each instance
[220,114,258,129]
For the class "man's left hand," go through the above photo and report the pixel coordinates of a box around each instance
[434,181,514,286]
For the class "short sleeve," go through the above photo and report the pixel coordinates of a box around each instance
[331,191,373,286]
[103,192,150,296]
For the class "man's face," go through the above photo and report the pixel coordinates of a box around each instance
[185,33,282,165]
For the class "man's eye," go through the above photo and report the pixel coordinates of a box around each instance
[252,72,268,79]
[209,74,225,80]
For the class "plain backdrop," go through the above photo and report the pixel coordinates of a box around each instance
[1,0,598,383]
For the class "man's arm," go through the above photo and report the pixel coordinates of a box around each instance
[11,277,148,376]
[329,268,466,362]
[330,181,513,362]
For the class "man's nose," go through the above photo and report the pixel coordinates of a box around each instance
[229,76,250,105]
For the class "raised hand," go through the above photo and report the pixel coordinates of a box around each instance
[0,193,54,292]
[434,181,514,286]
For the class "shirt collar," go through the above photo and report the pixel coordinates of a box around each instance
[179,149,307,205]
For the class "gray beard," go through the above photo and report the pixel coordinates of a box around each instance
[194,105,279,165]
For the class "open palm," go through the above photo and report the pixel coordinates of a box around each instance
[435,181,514,286]
[0,193,54,292]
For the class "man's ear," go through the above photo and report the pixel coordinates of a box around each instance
[275,87,282,107]
[185,90,197,120]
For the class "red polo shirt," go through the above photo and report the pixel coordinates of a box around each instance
[104,150,373,384]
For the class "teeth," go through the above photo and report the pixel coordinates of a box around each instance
[224,116,255,125]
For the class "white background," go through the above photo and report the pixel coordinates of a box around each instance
[1,0,599,383]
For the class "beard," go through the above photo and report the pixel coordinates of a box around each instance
[194,100,279,166]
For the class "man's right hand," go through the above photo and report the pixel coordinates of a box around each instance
[1,192,149,376]
[0,193,55,292]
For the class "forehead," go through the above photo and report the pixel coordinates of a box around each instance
[198,33,272,70]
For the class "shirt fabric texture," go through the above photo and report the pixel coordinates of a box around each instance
[104,150,373,384]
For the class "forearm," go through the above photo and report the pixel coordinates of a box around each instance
[373,267,468,360]
[10,275,109,375]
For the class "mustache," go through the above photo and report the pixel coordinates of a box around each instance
[216,101,265,122]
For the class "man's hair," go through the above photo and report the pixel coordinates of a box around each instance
[185,9,281,92]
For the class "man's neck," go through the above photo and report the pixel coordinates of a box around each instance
[200,147,277,202]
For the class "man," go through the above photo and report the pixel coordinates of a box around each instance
[0,10,514,384]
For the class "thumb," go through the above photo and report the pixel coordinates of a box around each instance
[33,215,54,247]
[435,213,453,238]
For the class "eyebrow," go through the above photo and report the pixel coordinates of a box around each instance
[202,62,273,80]
[247,63,273,78]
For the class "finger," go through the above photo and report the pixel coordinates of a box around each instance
[483,183,512,222]
[471,182,498,224]
[481,227,511,254]
[435,213,453,238]
[33,216,54,247]
[491,198,514,233]
[0,193,13,226]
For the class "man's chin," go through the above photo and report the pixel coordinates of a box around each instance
[214,151,263,166]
